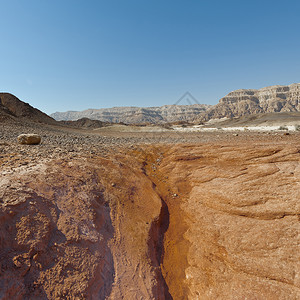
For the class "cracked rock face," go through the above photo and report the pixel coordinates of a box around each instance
[1,133,300,299]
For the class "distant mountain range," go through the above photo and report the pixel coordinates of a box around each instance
[2,82,300,126]
[51,83,300,124]
[51,104,211,124]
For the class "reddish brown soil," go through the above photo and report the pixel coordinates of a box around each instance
[1,131,300,299]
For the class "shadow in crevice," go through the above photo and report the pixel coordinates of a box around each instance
[148,197,173,300]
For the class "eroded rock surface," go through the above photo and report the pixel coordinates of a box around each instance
[1,132,300,299]
[157,143,300,299]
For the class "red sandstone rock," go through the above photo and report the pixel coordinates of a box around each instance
[0,136,299,299]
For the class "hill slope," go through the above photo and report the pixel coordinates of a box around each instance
[0,93,56,124]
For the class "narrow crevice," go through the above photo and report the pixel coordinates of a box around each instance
[148,196,173,300]
[140,151,173,298]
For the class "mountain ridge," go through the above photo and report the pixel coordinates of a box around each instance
[2,82,300,126]
[51,104,211,124]
[199,82,300,121]
[51,83,300,124]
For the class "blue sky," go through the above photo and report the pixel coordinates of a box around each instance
[1,0,300,114]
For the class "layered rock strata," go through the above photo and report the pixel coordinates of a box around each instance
[201,83,300,121]
[51,104,211,124]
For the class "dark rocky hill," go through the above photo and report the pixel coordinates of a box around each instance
[58,117,107,128]
[0,93,56,124]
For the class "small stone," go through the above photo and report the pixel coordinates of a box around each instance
[111,183,116,187]
[18,134,41,145]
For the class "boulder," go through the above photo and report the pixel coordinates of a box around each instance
[17,134,41,145]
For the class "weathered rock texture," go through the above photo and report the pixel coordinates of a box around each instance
[157,143,300,299]
[201,83,300,121]
[17,134,41,145]
[1,132,299,299]
[51,104,211,124]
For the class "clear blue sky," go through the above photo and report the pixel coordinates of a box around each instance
[1,0,300,114]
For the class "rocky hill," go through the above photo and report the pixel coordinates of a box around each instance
[200,83,300,121]
[0,93,56,124]
[51,104,211,124]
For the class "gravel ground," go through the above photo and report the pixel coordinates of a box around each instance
[0,120,297,167]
